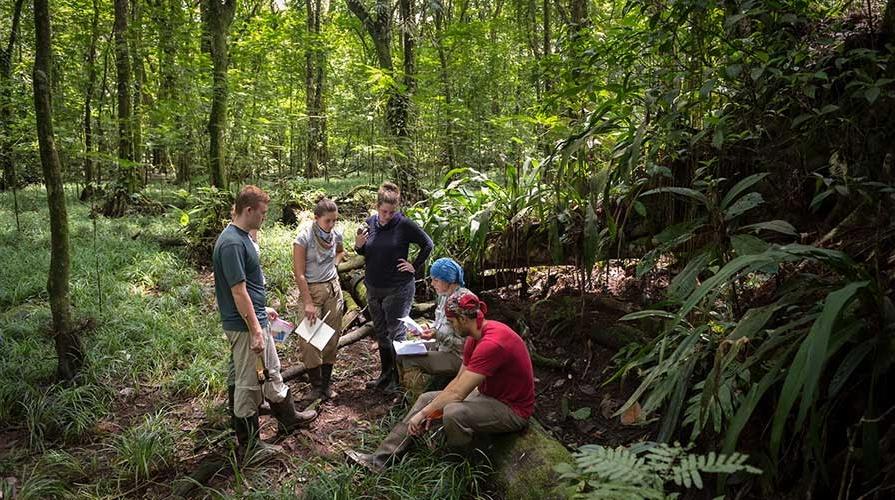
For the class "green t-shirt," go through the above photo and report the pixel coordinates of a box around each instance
[213,224,268,331]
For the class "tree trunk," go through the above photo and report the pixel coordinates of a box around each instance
[82,0,100,194]
[884,0,895,39]
[0,0,25,192]
[305,0,328,178]
[114,0,135,191]
[433,2,454,170]
[131,0,145,185]
[34,0,83,381]
[345,0,417,194]
[542,0,551,92]
[202,0,237,190]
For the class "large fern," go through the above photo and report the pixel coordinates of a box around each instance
[556,442,761,499]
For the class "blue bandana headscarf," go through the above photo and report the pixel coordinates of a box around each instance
[429,258,465,286]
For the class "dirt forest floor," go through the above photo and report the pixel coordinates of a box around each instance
[0,265,656,497]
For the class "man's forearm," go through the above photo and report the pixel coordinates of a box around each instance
[233,288,262,332]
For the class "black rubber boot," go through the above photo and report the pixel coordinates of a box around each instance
[237,413,283,464]
[300,366,324,406]
[321,364,337,400]
[269,388,317,435]
[366,343,397,390]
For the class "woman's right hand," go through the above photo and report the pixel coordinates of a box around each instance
[420,327,435,340]
[355,227,368,248]
[304,302,318,325]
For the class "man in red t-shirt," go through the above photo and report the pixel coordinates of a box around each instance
[347,290,535,471]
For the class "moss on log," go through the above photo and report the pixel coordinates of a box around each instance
[490,419,573,500]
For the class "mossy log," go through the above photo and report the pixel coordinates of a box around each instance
[490,419,573,500]
[588,324,647,350]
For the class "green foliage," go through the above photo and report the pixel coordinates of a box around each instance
[175,187,235,263]
[556,442,760,499]
[615,242,892,479]
[112,410,177,482]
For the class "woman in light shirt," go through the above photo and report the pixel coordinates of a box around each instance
[293,197,344,404]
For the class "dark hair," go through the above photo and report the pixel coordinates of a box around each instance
[377,182,400,206]
[234,185,270,215]
[314,197,338,217]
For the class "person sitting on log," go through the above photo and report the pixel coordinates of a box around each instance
[292,197,345,407]
[397,258,469,382]
[346,289,535,471]
[213,185,316,462]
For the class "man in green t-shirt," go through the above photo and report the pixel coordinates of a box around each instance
[213,185,314,460]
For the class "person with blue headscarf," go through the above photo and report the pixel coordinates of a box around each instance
[398,257,469,379]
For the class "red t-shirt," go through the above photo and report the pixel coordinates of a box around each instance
[463,320,535,419]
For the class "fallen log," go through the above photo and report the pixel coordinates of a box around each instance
[337,254,365,273]
[281,323,374,382]
[588,324,647,350]
[490,419,573,500]
[530,350,572,370]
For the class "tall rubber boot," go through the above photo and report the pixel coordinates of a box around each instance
[321,364,337,400]
[366,342,396,390]
[300,366,324,407]
[269,388,317,434]
[237,413,283,465]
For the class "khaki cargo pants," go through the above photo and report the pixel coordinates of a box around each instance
[369,389,529,462]
[398,350,462,378]
[295,277,343,368]
[225,325,282,419]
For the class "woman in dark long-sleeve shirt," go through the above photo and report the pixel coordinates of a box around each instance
[355,182,433,392]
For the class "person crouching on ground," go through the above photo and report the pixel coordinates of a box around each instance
[397,258,468,381]
[292,197,345,407]
[213,185,315,461]
[346,289,535,471]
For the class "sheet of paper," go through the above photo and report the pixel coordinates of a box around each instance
[270,318,295,343]
[398,316,424,335]
[393,339,434,356]
[295,311,336,352]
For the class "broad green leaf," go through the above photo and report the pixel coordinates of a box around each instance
[724,192,764,221]
[721,173,769,209]
[731,234,770,256]
[792,114,813,128]
[722,347,793,455]
[827,337,874,399]
[740,220,798,237]
[641,187,707,205]
[864,86,880,103]
[668,252,711,302]
[571,407,592,420]
[770,281,868,457]
[727,303,780,341]
[633,200,647,217]
[619,310,676,321]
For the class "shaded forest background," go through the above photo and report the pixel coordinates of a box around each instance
[2,0,895,498]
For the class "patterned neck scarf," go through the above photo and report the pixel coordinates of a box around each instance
[313,222,334,251]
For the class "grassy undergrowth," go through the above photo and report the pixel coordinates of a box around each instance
[0,183,490,499]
